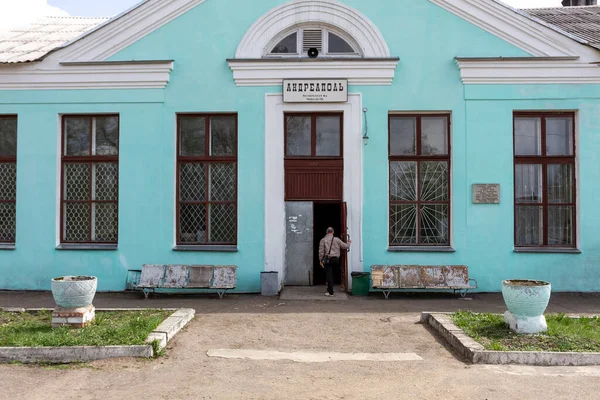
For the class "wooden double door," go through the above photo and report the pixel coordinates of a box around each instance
[283,112,349,291]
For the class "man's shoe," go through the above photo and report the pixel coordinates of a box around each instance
[325,293,334,296]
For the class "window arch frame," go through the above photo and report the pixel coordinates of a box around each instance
[264,25,362,58]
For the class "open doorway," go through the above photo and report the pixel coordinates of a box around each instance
[313,202,342,286]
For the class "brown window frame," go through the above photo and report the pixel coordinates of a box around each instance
[284,112,344,159]
[388,114,451,247]
[176,113,238,246]
[513,112,576,248]
[60,114,120,244]
[0,115,17,244]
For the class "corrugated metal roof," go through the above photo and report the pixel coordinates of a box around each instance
[524,6,600,50]
[0,16,108,63]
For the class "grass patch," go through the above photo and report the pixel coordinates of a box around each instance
[0,310,171,347]
[451,311,600,352]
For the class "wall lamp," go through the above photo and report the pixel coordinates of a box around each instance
[362,107,369,145]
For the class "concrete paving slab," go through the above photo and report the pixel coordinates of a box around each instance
[207,349,423,363]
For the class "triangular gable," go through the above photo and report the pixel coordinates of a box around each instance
[46,0,206,63]
[2,0,600,88]
[430,0,600,61]
[45,0,600,64]
[0,0,194,90]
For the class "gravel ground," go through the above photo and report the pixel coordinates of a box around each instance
[1,293,600,399]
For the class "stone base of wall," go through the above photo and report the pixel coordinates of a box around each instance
[52,305,95,328]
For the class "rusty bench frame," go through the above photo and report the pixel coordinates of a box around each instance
[135,264,237,299]
[370,265,478,299]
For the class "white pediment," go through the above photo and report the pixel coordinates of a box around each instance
[431,0,600,84]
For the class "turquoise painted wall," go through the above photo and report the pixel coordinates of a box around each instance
[0,0,598,291]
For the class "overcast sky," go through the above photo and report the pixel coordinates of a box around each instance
[0,0,566,33]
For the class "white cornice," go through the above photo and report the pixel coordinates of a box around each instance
[48,0,206,62]
[456,58,600,84]
[0,61,174,90]
[228,59,399,86]
[235,0,391,58]
[429,0,600,61]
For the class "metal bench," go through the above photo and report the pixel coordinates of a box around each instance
[371,265,478,299]
[135,264,237,299]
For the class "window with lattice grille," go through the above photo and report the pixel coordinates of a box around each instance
[61,115,119,244]
[389,114,451,246]
[177,114,237,245]
[0,116,17,244]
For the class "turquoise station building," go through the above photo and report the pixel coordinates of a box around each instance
[0,0,599,293]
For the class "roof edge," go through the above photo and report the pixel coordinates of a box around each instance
[495,0,593,47]
[455,56,580,62]
[227,57,400,63]
[60,59,175,66]
[55,0,148,53]
[50,0,207,62]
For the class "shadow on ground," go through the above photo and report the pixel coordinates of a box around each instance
[1,290,598,315]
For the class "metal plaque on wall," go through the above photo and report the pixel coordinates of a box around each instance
[283,79,348,103]
[472,184,500,204]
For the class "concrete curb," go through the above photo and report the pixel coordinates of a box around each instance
[422,312,600,366]
[1,307,179,312]
[0,308,195,364]
[146,308,195,352]
[0,346,153,363]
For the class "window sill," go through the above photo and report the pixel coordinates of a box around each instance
[0,243,15,250]
[173,245,238,252]
[388,246,455,253]
[56,244,118,251]
[514,247,581,254]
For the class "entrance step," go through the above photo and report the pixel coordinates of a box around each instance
[279,286,348,301]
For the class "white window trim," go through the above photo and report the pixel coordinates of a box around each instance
[264,93,364,290]
[235,0,391,59]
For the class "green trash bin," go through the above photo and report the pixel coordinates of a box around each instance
[351,272,370,296]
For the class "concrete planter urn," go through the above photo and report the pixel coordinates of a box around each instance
[51,276,97,309]
[502,279,551,334]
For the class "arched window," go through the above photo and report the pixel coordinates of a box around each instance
[266,27,360,57]
[271,32,297,54]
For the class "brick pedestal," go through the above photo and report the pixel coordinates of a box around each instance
[52,305,95,328]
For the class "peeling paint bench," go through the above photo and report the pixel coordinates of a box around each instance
[135,264,237,299]
[370,265,478,299]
